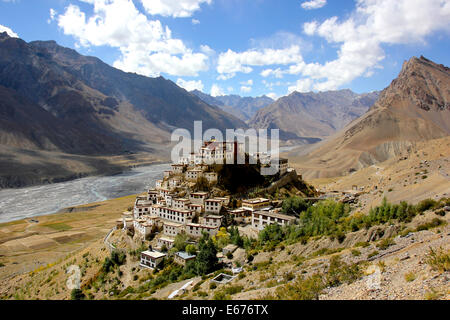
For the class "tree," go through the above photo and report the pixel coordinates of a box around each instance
[195,233,219,275]
[229,226,244,247]
[174,233,189,252]
[186,244,197,255]
[282,196,310,216]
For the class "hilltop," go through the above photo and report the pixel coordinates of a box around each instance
[289,56,450,179]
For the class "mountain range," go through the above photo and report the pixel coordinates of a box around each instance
[290,56,450,179]
[191,90,274,122]
[1,31,448,187]
[0,32,246,157]
[0,32,247,187]
[249,89,380,141]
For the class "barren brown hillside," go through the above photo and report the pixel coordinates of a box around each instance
[289,56,450,179]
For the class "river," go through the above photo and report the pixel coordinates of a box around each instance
[0,163,171,223]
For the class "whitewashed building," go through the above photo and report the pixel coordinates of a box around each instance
[251,211,296,230]
[205,199,223,214]
[140,251,166,269]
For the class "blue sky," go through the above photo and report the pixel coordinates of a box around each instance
[1,0,449,99]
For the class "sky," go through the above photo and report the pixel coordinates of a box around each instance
[1,0,449,99]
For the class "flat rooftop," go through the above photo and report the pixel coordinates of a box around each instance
[253,211,296,221]
[141,251,166,259]
[242,198,270,204]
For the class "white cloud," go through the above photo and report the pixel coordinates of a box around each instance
[0,24,18,38]
[47,8,57,24]
[57,0,209,77]
[176,78,204,91]
[211,84,225,97]
[240,86,252,93]
[217,45,303,75]
[260,68,284,78]
[200,44,215,56]
[288,78,314,93]
[240,79,253,86]
[140,0,212,18]
[266,92,278,100]
[301,0,327,10]
[192,19,200,25]
[293,0,450,92]
[216,73,235,81]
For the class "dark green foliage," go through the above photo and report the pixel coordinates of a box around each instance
[416,218,444,231]
[229,226,244,247]
[282,196,310,216]
[325,256,362,287]
[111,251,126,265]
[376,238,396,250]
[417,199,437,213]
[194,234,219,276]
[103,251,126,273]
[71,289,85,300]
[174,233,189,252]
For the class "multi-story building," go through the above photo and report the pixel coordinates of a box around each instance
[186,223,219,238]
[140,251,166,269]
[251,211,296,230]
[202,215,223,228]
[157,207,195,224]
[205,199,223,214]
[147,190,159,203]
[172,198,190,210]
[186,169,203,181]
[241,198,272,212]
[163,222,184,237]
[189,192,209,205]
[157,237,175,250]
[171,164,185,174]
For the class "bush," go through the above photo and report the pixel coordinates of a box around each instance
[417,199,437,213]
[425,247,450,273]
[351,249,361,256]
[416,218,444,231]
[377,238,395,250]
[368,250,379,259]
[70,289,85,300]
[404,272,416,282]
[355,242,370,248]
[325,256,362,287]
[223,285,243,295]
[209,282,217,290]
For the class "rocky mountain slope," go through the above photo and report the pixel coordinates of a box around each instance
[191,90,274,121]
[0,32,246,187]
[289,56,450,179]
[249,89,379,140]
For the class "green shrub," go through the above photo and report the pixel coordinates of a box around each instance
[377,238,395,250]
[425,247,450,273]
[416,218,444,232]
[368,250,379,259]
[355,242,370,248]
[209,282,217,290]
[70,289,85,300]
[351,249,361,256]
[417,199,437,213]
[404,272,416,282]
